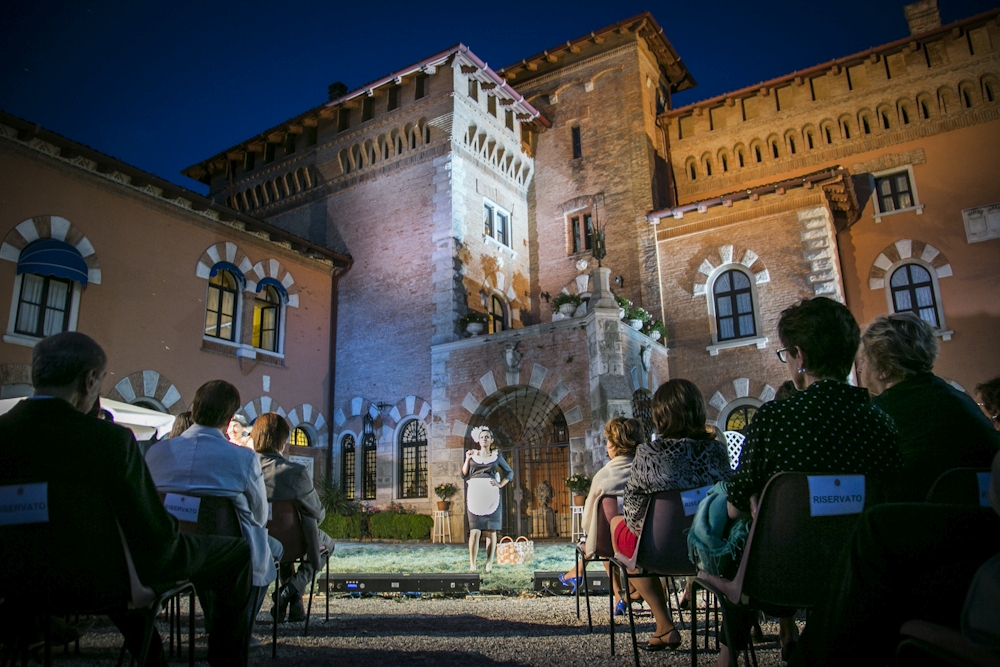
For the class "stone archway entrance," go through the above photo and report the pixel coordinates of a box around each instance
[467,386,570,538]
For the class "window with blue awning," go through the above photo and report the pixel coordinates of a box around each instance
[16,239,89,287]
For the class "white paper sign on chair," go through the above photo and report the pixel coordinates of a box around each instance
[978,473,993,508]
[681,485,714,517]
[0,483,49,525]
[164,493,201,523]
[807,475,865,517]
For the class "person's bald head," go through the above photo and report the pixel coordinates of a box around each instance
[31,332,107,413]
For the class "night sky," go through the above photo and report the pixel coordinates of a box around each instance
[1,0,995,194]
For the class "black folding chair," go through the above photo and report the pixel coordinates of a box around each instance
[608,489,703,667]
[267,499,332,655]
[692,472,868,667]
[926,468,992,506]
[0,480,195,667]
[575,495,619,632]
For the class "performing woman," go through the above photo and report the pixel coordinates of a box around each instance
[462,426,513,572]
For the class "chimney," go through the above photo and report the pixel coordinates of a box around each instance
[903,0,941,36]
[328,81,348,102]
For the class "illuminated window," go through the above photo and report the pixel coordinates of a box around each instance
[483,200,511,248]
[874,170,915,214]
[252,285,281,352]
[724,404,758,434]
[488,295,507,334]
[569,212,594,255]
[205,269,239,342]
[362,415,377,500]
[341,434,356,499]
[291,427,310,447]
[398,420,428,499]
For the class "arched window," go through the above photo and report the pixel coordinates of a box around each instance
[341,434,356,499]
[252,285,281,352]
[291,427,311,447]
[398,420,428,499]
[890,263,940,327]
[724,403,758,434]
[631,389,653,442]
[713,269,756,341]
[205,269,239,341]
[488,295,507,334]
[362,415,377,500]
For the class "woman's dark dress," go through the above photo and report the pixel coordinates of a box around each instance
[463,451,514,531]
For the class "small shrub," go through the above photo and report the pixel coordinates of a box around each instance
[369,512,433,540]
[316,476,359,516]
[551,292,582,312]
[320,513,362,539]
[434,483,458,501]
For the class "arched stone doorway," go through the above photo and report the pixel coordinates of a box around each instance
[467,385,570,538]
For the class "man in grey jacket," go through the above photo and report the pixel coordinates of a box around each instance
[250,412,335,622]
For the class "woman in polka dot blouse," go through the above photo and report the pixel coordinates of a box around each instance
[718,296,903,666]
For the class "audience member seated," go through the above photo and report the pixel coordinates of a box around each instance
[718,297,903,667]
[978,376,1000,432]
[250,413,336,623]
[0,333,255,667]
[557,416,640,608]
[790,449,1000,666]
[227,413,251,447]
[858,313,1000,501]
[610,379,732,652]
[146,381,277,618]
[168,410,194,439]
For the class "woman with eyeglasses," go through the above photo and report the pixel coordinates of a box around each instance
[978,376,1000,431]
[713,297,903,667]
[858,313,999,501]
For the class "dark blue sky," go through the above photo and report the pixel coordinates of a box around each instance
[1,0,995,193]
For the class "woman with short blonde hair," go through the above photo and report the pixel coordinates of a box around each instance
[859,312,999,501]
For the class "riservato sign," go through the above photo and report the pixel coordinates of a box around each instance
[807,475,865,517]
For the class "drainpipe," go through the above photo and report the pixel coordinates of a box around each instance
[326,260,353,482]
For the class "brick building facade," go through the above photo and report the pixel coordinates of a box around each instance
[6,2,989,540]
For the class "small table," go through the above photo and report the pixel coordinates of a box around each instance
[571,505,585,543]
[432,510,452,543]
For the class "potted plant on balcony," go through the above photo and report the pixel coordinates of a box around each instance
[644,318,666,343]
[565,474,592,507]
[459,311,487,336]
[614,294,630,320]
[434,482,457,511]
[625,304,650,331]
[551,292,582,316]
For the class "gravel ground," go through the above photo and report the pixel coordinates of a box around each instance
[46,592,796,667]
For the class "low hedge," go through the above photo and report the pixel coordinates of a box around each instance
[320,511,433,540]
[320,513,362,539]
[368,512,433,540]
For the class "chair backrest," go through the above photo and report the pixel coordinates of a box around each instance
[159,492,243,539]
[926,468,992,506]
[2,479,132,614]
[591,495,620,558]
[635,489,699,577]
[267,499,308,563]
[735,472,865,609]
[723,431,745,470]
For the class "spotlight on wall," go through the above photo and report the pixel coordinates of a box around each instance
[540,291,551,304]
[614,275,624,287]
[479,288,489,308]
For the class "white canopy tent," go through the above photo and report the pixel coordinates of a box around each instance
[0,396,176,440]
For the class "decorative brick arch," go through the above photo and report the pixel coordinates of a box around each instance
[868,240,952,290]
[484,271,518,306]
[706,377,777,428]
[692,244,770,298]
[249,259,299,308]
[107,370,184,415]
[287,403,328,445]
[332,396,382,441]
[0,215,101,284]
[384,395,432,430]
[239,396,286,422]
[194,242,253,289]
[456,360,585,440]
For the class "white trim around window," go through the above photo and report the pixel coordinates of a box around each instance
[882,257,953,341]
[4,273,81,348]
[871,164,925,223]
[483,198,514,251]
[704,263,768,355]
